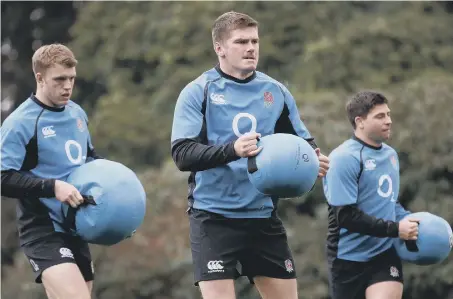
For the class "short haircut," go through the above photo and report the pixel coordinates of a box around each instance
[346,91,389,129]
[32,43,78,74]
[212,11,258,44]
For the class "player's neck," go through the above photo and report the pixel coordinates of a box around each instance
[354,131,382,148]
[35,90,55,108]
[218,62,254,80]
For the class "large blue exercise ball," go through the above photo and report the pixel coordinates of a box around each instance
[393,212,453,265]
[63,159,147,246]
[247,133,319,198]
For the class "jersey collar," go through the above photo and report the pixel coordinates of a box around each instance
[215,64,256,84]
[352,134,382,150]
[30,93,65,112]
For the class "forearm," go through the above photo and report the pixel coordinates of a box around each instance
[171,138,240,172]
[1,170,55,199]
[333,204,399,238]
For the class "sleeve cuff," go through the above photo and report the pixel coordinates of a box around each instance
[224,141,241,162]
[387,221,399,238]
[41,179,56,198]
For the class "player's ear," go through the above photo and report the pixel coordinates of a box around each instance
[214,41,225,58]
[35,72,44,86]
[355,116,365,130]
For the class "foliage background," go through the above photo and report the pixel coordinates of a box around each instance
[2,2,453,298]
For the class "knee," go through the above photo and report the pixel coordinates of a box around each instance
[199,279,236,299]
[45,284,91,299]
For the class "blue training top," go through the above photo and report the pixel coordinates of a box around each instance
[1,94,99,243]
[171,66,316,218]
[323,136,410,262]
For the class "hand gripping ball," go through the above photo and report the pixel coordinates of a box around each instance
[393,212,453,265]
[247,133,319,198]
[62,159,147,246]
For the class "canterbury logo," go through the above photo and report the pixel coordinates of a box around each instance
[59,247,74,259]
[207,260,224,272]
[42,126,56,138]
[210,93,226,105]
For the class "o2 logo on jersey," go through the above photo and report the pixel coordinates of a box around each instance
[377,174,396,202]
[232,113,257,137]
[65,140,84,164]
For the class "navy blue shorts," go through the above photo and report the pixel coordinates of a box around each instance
[22,232,94,283]
[328,247,404,299]
[188,208,297,285]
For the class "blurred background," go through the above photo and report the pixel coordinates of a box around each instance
[1,1,453,298]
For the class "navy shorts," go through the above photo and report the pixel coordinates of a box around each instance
[328,247,404,299]
[22,232,94,283]
[188,208,297,285]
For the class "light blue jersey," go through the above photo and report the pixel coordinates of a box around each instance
[1,95,97,237]
[171,66,315,218]
[323,136,410,261]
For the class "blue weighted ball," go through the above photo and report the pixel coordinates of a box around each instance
[247,133,319,198]
[63,159,147,246]
[393,212,453,265]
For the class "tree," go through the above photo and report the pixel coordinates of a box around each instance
[2,2,453,298]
